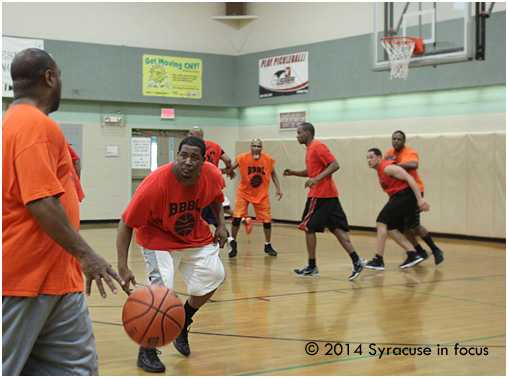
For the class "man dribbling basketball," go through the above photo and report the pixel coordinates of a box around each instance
[116,136,227,373]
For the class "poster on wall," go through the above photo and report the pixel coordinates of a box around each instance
[259,51,309,98]
[131,137,151,169]
[143,54,202,99]
[3,37,44,97]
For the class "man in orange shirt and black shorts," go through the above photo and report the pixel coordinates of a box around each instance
[284,123,366,280]
[226,138,283,258]
[116,136,227,373]
[384,130,444,265]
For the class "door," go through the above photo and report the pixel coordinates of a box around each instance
[131,129,186,196]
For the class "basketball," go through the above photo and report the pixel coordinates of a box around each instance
[122,285,185,348]
[174,213,195,236]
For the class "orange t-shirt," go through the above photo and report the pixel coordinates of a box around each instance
[306,140,339,198]
[384,146,424,193]
[122,162,225,251]
[236,152,275,204]
[2,104,83,297]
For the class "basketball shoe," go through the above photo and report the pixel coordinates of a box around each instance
[349,258,367,280]
[137,347,165,373]
[242,217,253,234]
[365,255,385,270]
[399,251,424,269]
[228,237,238,258]
[173,321,192,356]
[432,249,444,265]
[294,265,319,277]
[264,243,277,256]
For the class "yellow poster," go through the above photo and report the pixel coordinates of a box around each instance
[143,54,202,99]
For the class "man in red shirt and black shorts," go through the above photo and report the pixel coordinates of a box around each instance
[284,123,366,281]
[116,136,227,373]
[365,148,430,270]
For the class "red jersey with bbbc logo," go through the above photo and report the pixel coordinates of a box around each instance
[122,162,225,250]
[377,160,409,197]
[306,140,339,198]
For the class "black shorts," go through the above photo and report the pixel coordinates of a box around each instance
[404,192,423,229]
[376,187,417,231]
[299,197,350,233]
[201,205,218,227]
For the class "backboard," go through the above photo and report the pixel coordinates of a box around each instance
[373,2,473,71]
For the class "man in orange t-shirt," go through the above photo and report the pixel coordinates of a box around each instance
[116,136,227,373]
[226,138,282,257]
[384,130,443,265]
[284,123,366,281]
[2,48,123,376]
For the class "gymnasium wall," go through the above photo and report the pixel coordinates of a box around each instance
[235,131,506,239]
[2,5,505,238]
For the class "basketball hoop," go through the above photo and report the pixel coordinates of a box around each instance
[381,36,419,80]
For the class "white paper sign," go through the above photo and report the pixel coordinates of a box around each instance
[131,138,151,169]
[3,37,44,97]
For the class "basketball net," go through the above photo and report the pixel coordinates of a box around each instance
[381,36,416,80]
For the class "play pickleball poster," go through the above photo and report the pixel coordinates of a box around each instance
[259,51,309,98]
[143,54,202,99]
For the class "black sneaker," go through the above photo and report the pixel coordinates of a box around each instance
[349,258,367,280]
[293,265,319,277]
[137,347,165,373]
[264,243,278,256]
[432,249,444,265]
[399,252,424,269]
[228,238,238,258]
[365,256,385,270]
[418,250,429,260]
[173,323,191,357]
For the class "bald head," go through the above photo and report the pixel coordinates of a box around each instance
[10,48,62,113]
[250,138,262,159]
[188,126,204,139]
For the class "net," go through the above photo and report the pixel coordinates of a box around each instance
[381,36,416,80]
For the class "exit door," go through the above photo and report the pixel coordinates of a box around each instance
[131,129,186,196]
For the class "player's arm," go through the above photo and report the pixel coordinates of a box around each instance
[384,164,430,212]
[397,160,418,170]
[209,200,227,248]
[283,168,308,177]
[223,160,239,178]
[304,160,339,188]
[26,196,125,298]
[73,157,81,179]
[271,169,283,200]
[219,152,236,179]
[116,218,137,295]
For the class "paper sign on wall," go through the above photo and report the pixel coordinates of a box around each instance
[131,138,151,169]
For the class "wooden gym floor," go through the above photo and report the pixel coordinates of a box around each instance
[82,222,506,376]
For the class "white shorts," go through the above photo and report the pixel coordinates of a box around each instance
[222,195,231,208]
[141,243,225,296]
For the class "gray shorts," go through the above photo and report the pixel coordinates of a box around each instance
[2,292,98,376]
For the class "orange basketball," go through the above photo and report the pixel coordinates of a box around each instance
[122,285,185,348]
